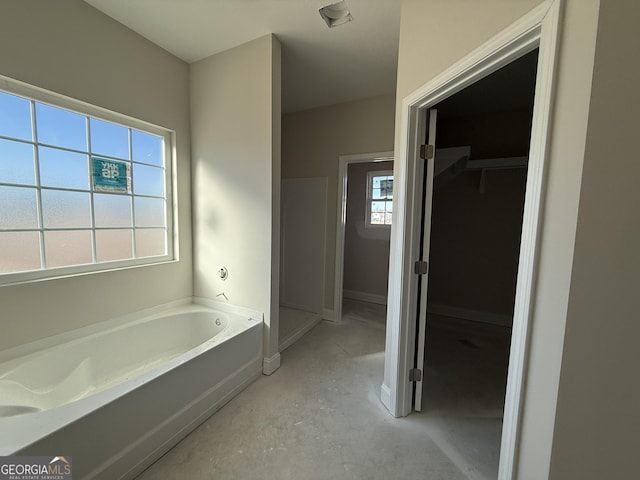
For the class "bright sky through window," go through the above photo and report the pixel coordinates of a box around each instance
[367,171,393,226]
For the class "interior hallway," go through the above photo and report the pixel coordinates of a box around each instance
[136,299,509,479]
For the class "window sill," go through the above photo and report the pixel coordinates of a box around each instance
[0,256,178,288]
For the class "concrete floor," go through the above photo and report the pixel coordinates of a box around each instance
[419,312,511,479]
[136,299,510,480]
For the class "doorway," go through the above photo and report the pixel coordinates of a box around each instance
[414,50,538,477]
[382,2,562,478]
[333,152,393,323]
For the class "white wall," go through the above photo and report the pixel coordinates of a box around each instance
[388,0,640,477]
[282,95,396,316]
[0,0,192,350]
[343,161,393,300]
[191,35,281,364]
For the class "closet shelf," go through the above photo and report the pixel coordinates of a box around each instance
[466,156,528,170]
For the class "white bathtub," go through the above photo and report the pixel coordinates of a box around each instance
[0,299,263,479]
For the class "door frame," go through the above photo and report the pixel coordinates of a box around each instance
[333,151,394,323]
[382,1,562,479]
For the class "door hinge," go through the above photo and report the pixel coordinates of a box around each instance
[409,368,422,382]
[414,260,428,275]
[420,144,434,160]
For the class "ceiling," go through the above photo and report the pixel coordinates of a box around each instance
[83,0,402,113]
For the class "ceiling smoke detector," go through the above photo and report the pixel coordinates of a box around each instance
[319,1,353,28]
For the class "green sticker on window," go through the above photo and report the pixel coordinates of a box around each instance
[92,157,129,193]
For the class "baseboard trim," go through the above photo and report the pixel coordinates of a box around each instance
[428,304,512,327]
[262,352,281,375]
[279,314,321,352]
[280,301,322,315]
[322,309,335,321]
[343,290,388,305]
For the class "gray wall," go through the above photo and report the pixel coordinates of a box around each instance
[427,108,532,319]
[0,0,192,350]
[428,168,526,319]
[280,177,327,313]
[437,109,533,159]
[191,35,281,361]
[282,94,396,316]
[549,0,640,477]
[343,161,393,300]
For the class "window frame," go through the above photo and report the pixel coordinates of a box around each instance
[0,75,177,287]
[365,170,393,228]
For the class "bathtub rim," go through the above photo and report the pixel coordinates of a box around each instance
[0,298,263,455]
[0,297,262,366]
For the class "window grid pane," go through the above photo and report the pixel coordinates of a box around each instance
[44,230,93,268]
[0,87,170,277]
[0,138,36,185]
[135,228,167,258]
[0,231,41,272]
[96,229,133,262]
[38,147,90,190]
[0,91,33,141]
[35,103,87,151]
[370,200,393,225]
[94,193,132,227]
[90,118,129,160]
[0,185,40,229]
[41,190,92,228]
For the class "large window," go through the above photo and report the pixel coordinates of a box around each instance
[0,79,174,285]
[366,170,393,227]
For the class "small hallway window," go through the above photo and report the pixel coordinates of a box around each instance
[366,170,393,226]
